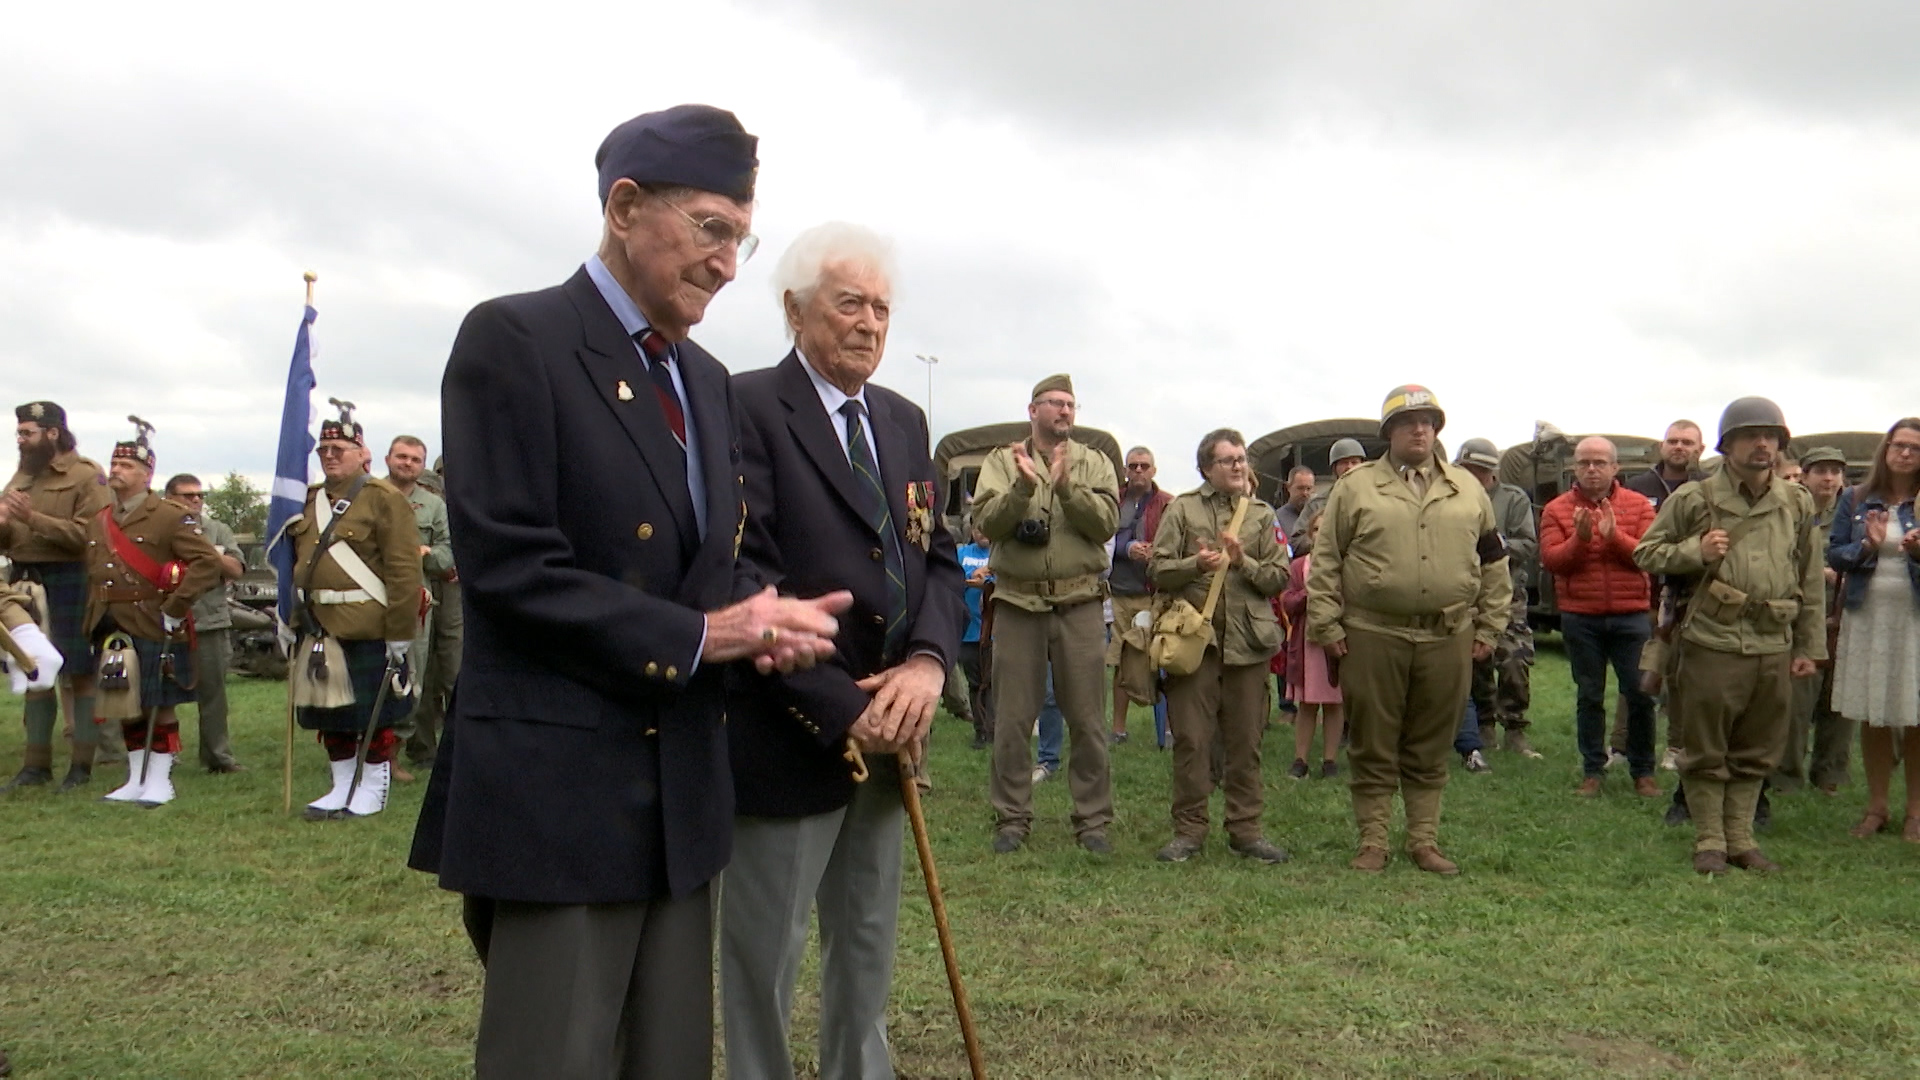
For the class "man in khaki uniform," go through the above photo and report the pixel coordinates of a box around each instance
[87,421,224,806]
[288,404,422,820]
[1291,437,1366,556]
[1455,437,1541,757]
[163,474,246,773]
[384,435,454,775]
[1,401,114,792]
[1306,386,1512,874]
[1149,428,1291,864]
[1793,447,1850,792]
[1634,397,1824,874]
[975,374,1120,854]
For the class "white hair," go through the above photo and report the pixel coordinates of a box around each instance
[771,222,898,337]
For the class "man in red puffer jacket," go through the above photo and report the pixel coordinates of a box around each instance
[1540,436,1659,796]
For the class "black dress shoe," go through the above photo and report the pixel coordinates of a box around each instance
[991,830,1024,854]
[56,765,92,792]
[206,762,246,774]
[1079,832,1114,856]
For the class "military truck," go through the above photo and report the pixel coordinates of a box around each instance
[933,422,1124,540]
[1247,419,1386,506]
[228,536,287,679]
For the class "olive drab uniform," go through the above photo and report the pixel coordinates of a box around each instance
[1473,479,1537,739]
[1,435,112,791]
[1306,456,1512,863]
[86,480,225,805]
[974,425,1120,847]
[397,481,453,767]
[1149,483,1290,848]
[288,473,422,819]
[1633,468,1824,861]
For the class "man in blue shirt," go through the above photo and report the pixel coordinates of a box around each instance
[958,526,993,748]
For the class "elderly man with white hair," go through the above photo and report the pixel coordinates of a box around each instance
[720,222,966,1080]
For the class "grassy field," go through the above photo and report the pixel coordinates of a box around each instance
[4,638,1920,1078]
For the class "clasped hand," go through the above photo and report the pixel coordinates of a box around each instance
[851,654,943,758]
[703,586,853,674]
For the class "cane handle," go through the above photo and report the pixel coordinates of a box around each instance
[844,738,869,782]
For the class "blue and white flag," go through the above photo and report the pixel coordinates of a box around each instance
[265,303,317,632]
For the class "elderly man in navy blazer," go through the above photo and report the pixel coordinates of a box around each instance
[409,106,850,1080]
[720,223,967,1080]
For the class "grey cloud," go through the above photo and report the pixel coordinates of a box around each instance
[745,0,1920,142]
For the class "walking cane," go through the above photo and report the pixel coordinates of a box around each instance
[844,738,988,1080]
[332,653,406,818]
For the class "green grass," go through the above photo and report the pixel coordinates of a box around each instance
[3,639,1920,1078]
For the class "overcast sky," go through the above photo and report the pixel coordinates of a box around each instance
[6,1,1917,495]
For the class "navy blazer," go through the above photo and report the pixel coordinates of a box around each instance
[726,352,966,818]
[409,267,752,903]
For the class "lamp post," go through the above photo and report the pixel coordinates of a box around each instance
[914,353,940,434]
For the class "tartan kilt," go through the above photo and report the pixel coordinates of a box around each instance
[10,560,93,671]
[296,637,418,734]
[130,634,197,710]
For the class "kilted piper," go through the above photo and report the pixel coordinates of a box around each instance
[286,401,422,820]
[1,400,113,793]
[88,418,223,807]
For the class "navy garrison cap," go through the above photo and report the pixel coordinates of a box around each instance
[595,105,758,206]
[16,401,67,428]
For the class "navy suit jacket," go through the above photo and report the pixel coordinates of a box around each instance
[409,266,752,903]
[726,352,966,818]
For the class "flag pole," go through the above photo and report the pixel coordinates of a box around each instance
[284,271,317,813]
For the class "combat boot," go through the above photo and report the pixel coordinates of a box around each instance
[1723,779,1774,868]
[1477,723,1497,749]
[102,749,148,802]
[0,745,54,794]
[1502,729,1543,759]
[1687,777,1728,867]
[1402,786,1460,874]
[1350,788,1393,870]
[57,742,96,793]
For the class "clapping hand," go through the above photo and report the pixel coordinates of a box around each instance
[1196,539,1226,573]
[1903,528,1920,558]
[1009,442,1040,486]
[1863,510,1889,549]
[1573,508,1592,542]
[1596,505,1617,540]
[703,586,853,674]
[1218,529,1245,568]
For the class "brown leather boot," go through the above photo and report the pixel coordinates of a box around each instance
[1407,844,1460,875]
[1576,777,1602,797]
[1728,848,1780,872]
[1633,776,1660,798]
[1349,847,1389,872]
[1692,849,1728,875]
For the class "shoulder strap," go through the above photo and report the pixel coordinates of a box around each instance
[99,506,168,588]
[1200,496,1251,621]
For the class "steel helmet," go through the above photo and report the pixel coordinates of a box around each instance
[1328,437,1367,465]
[1715,396,1789,453]
[1379,384,1446,436]
[1453,437,1500,470]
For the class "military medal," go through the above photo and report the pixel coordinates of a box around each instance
[903,480,934,551]
[617,380,635,401]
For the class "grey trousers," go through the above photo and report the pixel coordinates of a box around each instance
[192,628,236,769]
[473,887,714,1080]
[721,756,904,1080]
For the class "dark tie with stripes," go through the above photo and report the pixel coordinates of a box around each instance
[633,329,687,447]
[840,400,908,659]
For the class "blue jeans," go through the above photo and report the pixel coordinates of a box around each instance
[1038,671,1064,771]
[1454,696,1482,756]
[1561,612,1656,777]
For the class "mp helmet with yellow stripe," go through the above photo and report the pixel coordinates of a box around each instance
[1379,384,1445,437]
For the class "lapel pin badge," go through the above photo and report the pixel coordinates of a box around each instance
[617,380,635,401]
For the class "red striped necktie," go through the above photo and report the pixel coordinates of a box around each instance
[634,329,687,447]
